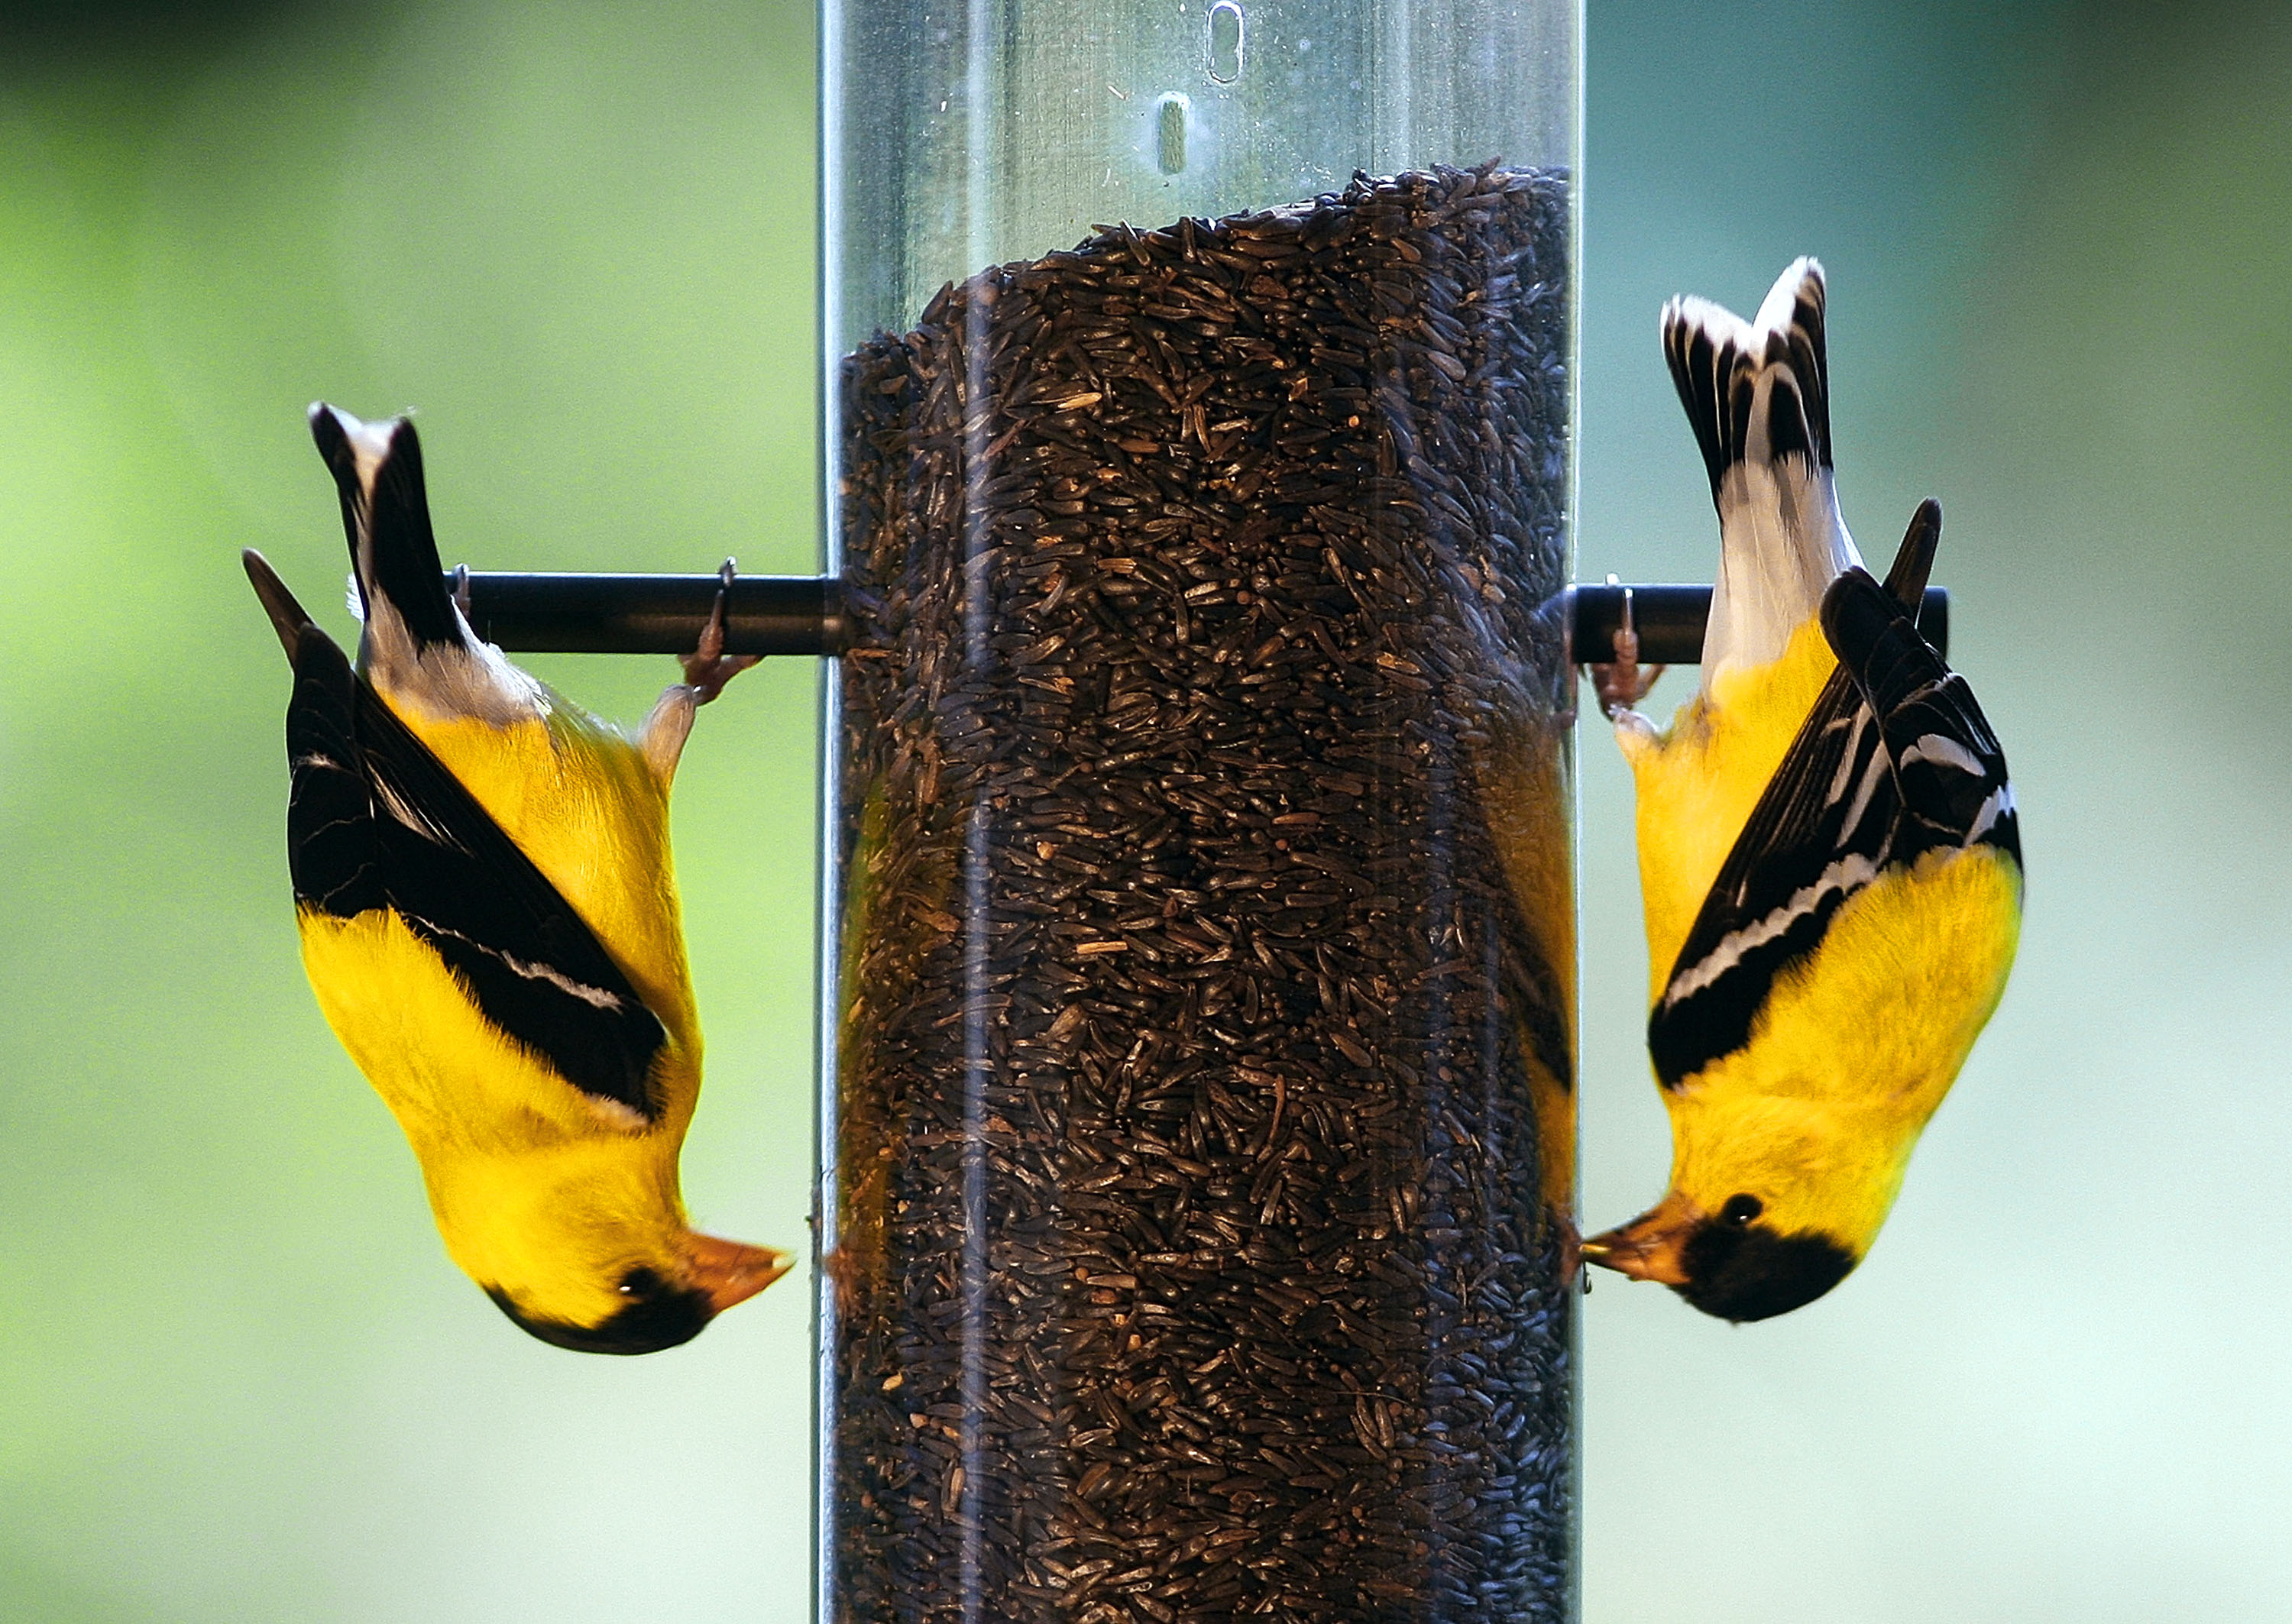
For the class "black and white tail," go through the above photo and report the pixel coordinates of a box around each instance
[1662,258,1860,684]
[307,403,539,726]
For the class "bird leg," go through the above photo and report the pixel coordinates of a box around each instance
[1587,585,1665,720]
[641,560,760,781]
[452,563,474,620]
[682,558,760,707]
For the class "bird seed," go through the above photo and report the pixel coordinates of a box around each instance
[827,163,1577,1623]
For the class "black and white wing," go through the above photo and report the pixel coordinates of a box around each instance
[1823,565,2018,871]
[251,552,669,1121]
[1646,507,2017,1089]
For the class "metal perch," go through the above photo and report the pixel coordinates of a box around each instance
[446,572,1948,665]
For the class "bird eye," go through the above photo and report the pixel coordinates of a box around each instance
[617,1266,665,1299]
[1721,1194,1763,1226]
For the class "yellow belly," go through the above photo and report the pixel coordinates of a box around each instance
[377,685,698,1049]
[1621,618,1840,998]
[299,906,695,1305]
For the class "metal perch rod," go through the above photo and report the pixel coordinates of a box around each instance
[1571,582,1950,665]
[449,573,1949,665]
[455,572,849,658]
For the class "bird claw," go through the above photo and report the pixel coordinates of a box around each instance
[1586,584,1664,719]
[1589,632,1666,719]
[452,563,473,620]
[682,558,759,705]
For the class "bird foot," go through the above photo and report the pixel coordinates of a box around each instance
[1588,635,1665,720]
[682,558,759,705]
[1586,584,1664,720]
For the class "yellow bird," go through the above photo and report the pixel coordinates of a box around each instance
[1583,260,2022,1321]
[244,404,789,1354]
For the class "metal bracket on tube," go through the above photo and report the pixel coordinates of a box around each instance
[448,572,1947,665]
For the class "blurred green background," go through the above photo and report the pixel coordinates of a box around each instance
[2,1,2285,1619]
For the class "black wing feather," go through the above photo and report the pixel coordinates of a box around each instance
[1646,671,1883,1087]
[1646,504,2015,1089]
[284,623,668,1119]
[307,406,460,652]
[1823,568,2020,871]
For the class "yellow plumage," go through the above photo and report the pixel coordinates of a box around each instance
[299,909,684,1315]
[248,404,785,1354]
[1620,671,2022,1272]
[1620,616,1838,994]
[296,694,707,1335]
[395,701,699,1044]
[1585,260,2022,1320]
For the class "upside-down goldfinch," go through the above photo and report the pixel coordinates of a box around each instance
[1583,260,2022,1322]
[244,404,788,1354]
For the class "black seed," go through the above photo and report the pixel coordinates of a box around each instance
[828,163,1578,1623]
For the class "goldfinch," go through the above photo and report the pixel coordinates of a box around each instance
[1582,260,2022,1321]
[244,404,789,1354]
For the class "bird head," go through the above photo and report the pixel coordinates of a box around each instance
[432,1150,792,1355]
[1582,1090,1908,1322]
[483,1231,792,1355]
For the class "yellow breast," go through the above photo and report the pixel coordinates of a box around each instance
[298,877,696,1305]
[1659,843,2023,1250]
[1729,843,2023,1122]
[297,907,656,1151]
[1620,617,1840,999]
[381,686,699,1052]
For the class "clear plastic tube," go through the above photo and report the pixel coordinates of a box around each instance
[820,5,1580,1619]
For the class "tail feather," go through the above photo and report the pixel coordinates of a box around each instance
[1662,258,1857,681]
[1882,498,1941,612]
[309,403,460,655]
[306,403,540,726]
[1662,257,1832,498]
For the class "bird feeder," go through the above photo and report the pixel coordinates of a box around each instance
[817,2,1578,1619]
[438,4,1941,1617]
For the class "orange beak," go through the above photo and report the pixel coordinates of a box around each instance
[1578,1193,1704,1287]
[683,1232,795,1315]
